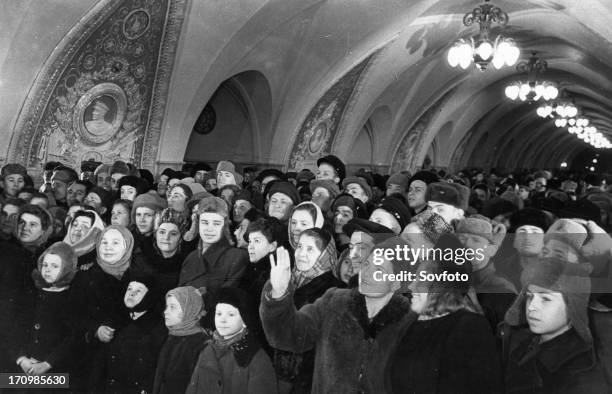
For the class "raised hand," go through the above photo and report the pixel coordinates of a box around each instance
[270,247,292,299]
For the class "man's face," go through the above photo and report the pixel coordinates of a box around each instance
[51,178,68,202]
[345,183,368,203]
[535,177,547,193]
[3,174,25,197]
[427,201,462,225]
[474,188,487,202]
[407,180,427,209]
[194,170,207,184]
[80,171,95,183]
[316,163,338,184]
[513,225,544,256]
[386,183,405,197]
[348,231,374,266]
[67,183,87,206]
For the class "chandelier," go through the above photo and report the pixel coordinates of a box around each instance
[447,0,520,71]
[536,100,578,119]
[504,52,558,102]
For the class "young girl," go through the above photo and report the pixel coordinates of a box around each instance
[502,257,606,393]
[153,286,209,394]
[15,242,79,378]
[186,287,277,394]
[103,272,166,393]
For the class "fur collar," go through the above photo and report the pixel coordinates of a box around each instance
[348,289,411,339]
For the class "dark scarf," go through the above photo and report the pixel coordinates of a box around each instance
[211,327,261,367]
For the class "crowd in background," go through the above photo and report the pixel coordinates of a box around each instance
[1,155,612,393]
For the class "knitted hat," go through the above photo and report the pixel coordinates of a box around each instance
[166,286,205,336]
[409,171,440,187]
[317,155,346,181]
[374,195,412,229]
[157,207,191,235]
[33,241,77,289]
[342,176,373,199]
[197,196,229,218]
[331,193,368,219]
[504,257,592,343]
[51,166,78,185]
[456,215,495,244]
[510,208,553,232]
[426,182,470,211]
[131,192,167,223]
[386,173,410,190]
[110,160,131,176]
[267,181,300,205]
[118,175,149,196]
[213,287,256,330]
[81,160,102,173]
[543,218,588,254]
[124,270,161,313]
[1,163,27,179]
[216,160,243,185]
[310,179,341,199]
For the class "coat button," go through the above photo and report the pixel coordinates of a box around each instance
[34,324,40,330]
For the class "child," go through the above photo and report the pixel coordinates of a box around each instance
[103,271,166,393]
[502,257,606,393]
[153,286,209,394]
[15,242,79,379]
[186,287,277,394]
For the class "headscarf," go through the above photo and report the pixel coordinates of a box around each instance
[166,286,205,336]
[32,241,78,289]
[288,201,325,249]
[96,224,134,279]
[292,230,337,289]
[63,209,105,257]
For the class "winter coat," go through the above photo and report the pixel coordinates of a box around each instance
[472,263,518,332]
[132,236,189,295]
[186,330,277,394]
[388,309,503,394]
[152,332,210,394]
[502,326,606,393]
[260,283,416,394]
[179,237,248,293]
[101,311,167,394]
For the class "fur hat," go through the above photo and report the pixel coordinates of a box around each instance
[544,219,588,254]
[213,287,257,330]
[456,215,495,244]
[110,160,131,176]
[317,155,346,181]
[505,257,592,343]
[342,176,372,199]
[386,173,410,190]
[310,179,341,199]
[482,197,518,219]
[374,195,412,230]
[409,171,440,187]
[131,192,167,223]
[197,196,229,218]
[510,208,553,232]
[267,181,300,205]
[331,193,368,219]
[80,160,102,173]
[425,182,470,211]
[216,160,243,185]
[1,163,27,179]
[559,199,601,224]
[118,175,149,196]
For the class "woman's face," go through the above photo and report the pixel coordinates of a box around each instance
[41,253,62,284]
[217,171,236,188]
[124,281,148,309]
[199,212,225,244]
[369,209,400,233]
[99,229,127,264]
[156,223,181,255]
[84,192,104,213]
[215,303,244,338]
[247,230,275,263]
[338,257,352,284]
[111,204,130,227]
[295,234,322,271]
[268,193,293,221]
[290,210,315,245]
[333,206,353,234]
[69,215,92,244]
[18,213,44,244]
[120,185,138,201]
[164,295,184,328]
[168,186,188,212]
[135,207,155,235]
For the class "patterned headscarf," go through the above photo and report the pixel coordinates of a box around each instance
[292,230,337,289]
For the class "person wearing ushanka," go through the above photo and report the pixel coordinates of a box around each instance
[179,196,249,299]
[501,258,606,393]
[407,170,440,216]
[13,242,79,379]
[117,175,149,202]
[63,209,105,269]
[187,287,277,394]
[153,286,209,394]
[102,271,166,394]
[131,191,168,251]
[260,237,416,394]
[216,160,243,189]
[456,215,517,332]
[316,154,346,186]
[132,208,192,295]
[1,163,27,202]
[266,180,300,224]
[388,233,503,394]
[331,193,367,253]
[425,181,470,226]
[368,195,412,234]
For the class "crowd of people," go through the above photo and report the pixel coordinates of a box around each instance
[0,155,611,393]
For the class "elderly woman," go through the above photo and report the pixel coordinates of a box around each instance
[63,209,105,269]
[132,208,192,294]
[266,181,300,224]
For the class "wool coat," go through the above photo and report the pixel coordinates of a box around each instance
[502,326,606,393]
[132,236,189,295]
[260,283,416,394]
[152,332,210,394]
[186,330,277,394]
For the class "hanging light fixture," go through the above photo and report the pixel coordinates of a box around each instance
[447,0,520,71]
[504,52,558,102]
